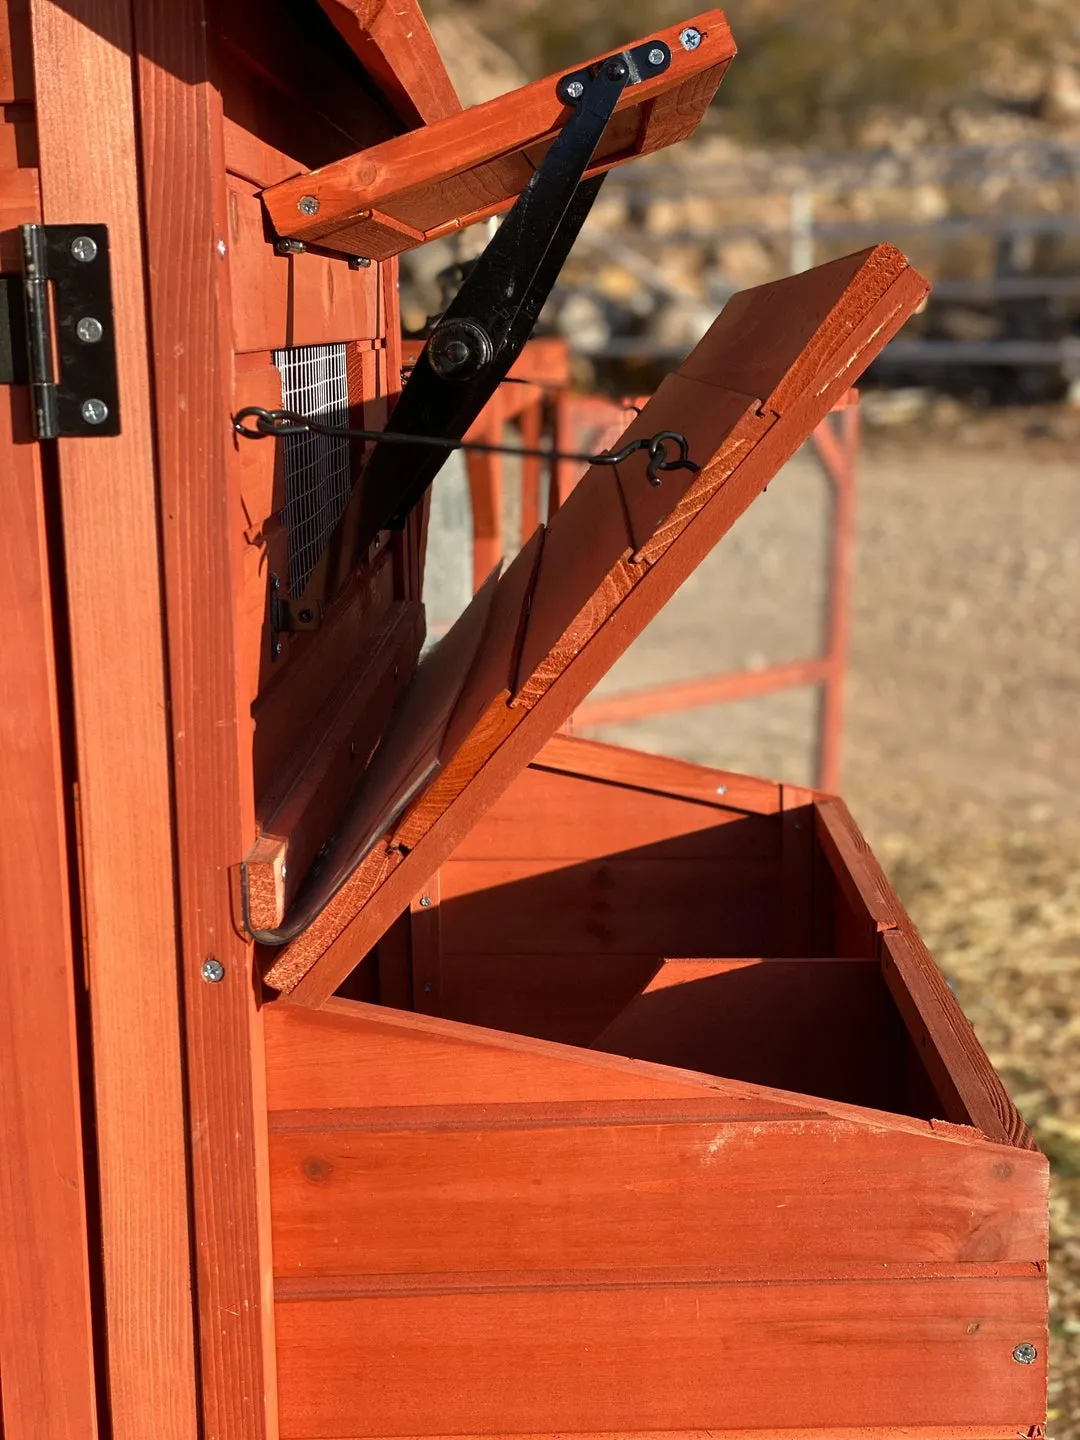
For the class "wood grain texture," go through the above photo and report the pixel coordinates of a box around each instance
[245,601,423,928]
[131,2,277,1433]
[269,1105,1046,1279]
[275,1275,1046,1437]
[882,929,1035,1149]
[317,0,461,129]
[0,0,30,102]
[261,11,736,258]
[263,997,828,1113]
[29,3,199,1436]
[265,249,927,998]
[0,382,99,1437]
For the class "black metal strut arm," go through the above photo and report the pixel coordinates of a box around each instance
[282,38,673,617]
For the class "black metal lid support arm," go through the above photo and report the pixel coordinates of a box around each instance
[264,40,672,623]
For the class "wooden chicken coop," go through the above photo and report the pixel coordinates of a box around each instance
[0,2,1048,1439]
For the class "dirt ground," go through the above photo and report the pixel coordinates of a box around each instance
[575,405,1080,1434]
[424,404,1080,1429]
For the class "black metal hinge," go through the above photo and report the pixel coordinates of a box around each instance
[0,224,120,438]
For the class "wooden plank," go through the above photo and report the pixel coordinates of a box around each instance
[446,765,780,862]
[533,733,783,814]
[438,856,781,957]
[226,174,380,353]
[410,869,441,1013]
[245,601,422,929]
[130,2,277,1434]
[780,784,816,956]
[882,930,1034,1149]
[269,1106,1046,1279]
[814,796,903,933]
[591,957,895,1108]
[274,1275,1046,1437]
[0,0,30,102]
[261,12,736,258]
[29,3,199,1436]
[264,248,929,999]
[438,951,664,1047]
[262,998,828,1113]
[317,0,461,129]
[0,374,99,1438]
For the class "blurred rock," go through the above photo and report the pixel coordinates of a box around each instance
[860,387,932,427]
[426,13,528,107]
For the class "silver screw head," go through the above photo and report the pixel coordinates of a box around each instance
[1012,1342,1038,1365]
[297,194,320,216]
[648,46,666,66]
[419,895,432,908]
[76,316,104,344]
[679,26,703,50]
[80,398,109,425]
[201,958,225,984]
[565,79,585,100]
[70,235,98,263]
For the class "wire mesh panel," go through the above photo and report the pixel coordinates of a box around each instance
[272,343,352,595]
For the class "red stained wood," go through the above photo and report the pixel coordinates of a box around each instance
[261,12,736,259]
[591,957,895,1108]
[274,1275,1046,1437]
[446,765,780,862]
[131,2,278,1432]
[30,2,200,1434]
[882,930,1033,1149]
[815,796,903,933]
[438,855,781,957]
[534,732,782,814]
[264,248,927,998]
[0,0,30,102]
[227,174,379,353]
[0,382,99,1439]
[270,1107,1046,1279]
[263,998,807,1112]
[317,0,461,129]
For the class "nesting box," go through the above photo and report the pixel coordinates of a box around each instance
[0,2,1047,1439]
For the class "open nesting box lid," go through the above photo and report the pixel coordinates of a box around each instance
[251,241,929,1002]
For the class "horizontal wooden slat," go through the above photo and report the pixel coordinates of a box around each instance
[438,856,781,956]
[535,733,783,813]
[447,766,780,861]
[274,1275,1046,1437]
[270,1103,1046,1279]
[261,12,736,259]
[262,998,837,1114]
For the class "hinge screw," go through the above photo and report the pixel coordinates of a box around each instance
[419,895,432,908]
[70,235,98,263]
[1012,1343,1038,1365]
[648,47,667,66]
[272,641,283,658]
[348,256,372,270]
[564,79,585,100]
[275,238,306,256]
[297,195,320,216]
[201,958,225,984]
[76,316,104,344]
[679,26,703,50]
[81,398,109,425]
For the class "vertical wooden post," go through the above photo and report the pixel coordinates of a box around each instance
[27,1,199,1436]
[0,395,99,1440]
[130,1,277,1433]
[519,394,544,543]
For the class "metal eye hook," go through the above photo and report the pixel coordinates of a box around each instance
[233,406,311,438]
[646,430,700,486]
